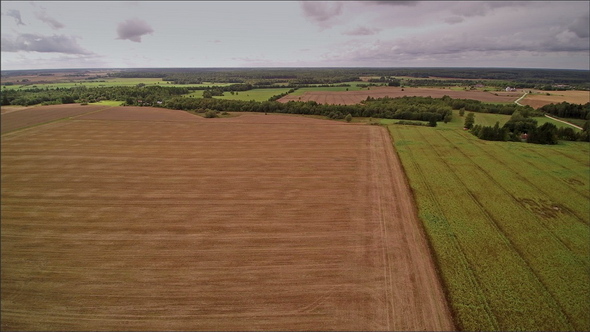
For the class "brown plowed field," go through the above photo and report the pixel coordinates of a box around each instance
[76,106,204,122]
[520,90,590,108]
[278,87,522,105]
[0,104,109,134]
[1,107,454,331]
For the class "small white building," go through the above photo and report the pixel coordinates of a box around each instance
[505,87,517,92]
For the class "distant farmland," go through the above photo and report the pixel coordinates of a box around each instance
[185,88,292,102]
[1,107,453,330]
[520,90,590,109]
[278,86,523,105]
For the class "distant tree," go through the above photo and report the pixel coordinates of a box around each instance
[429,116,438,127]
[464,112,475,129]
[204,109,218,118]
[202,90,213,98]
[388,79,401,87]
[60,95,75,104]
[557,127,578,141]
[443,113,452,123]
[528,122,558,144]
[459,108,465,117]
[345,113,352,122]
[503,111,537,134]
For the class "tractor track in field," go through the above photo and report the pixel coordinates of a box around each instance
[418,129,576,329]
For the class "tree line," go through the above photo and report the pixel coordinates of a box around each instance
[99,67,590,89]
[466,111,590,144]
[1,85,189,106]
[538,102,590,120]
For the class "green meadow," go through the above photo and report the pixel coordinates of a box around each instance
[184,88,292,102]
[287,82,371,96]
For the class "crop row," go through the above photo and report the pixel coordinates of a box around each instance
[426,129,589,329]
[388,125,589,330]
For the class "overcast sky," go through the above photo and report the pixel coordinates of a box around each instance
[1,1,589,70]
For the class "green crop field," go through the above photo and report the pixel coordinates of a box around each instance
[184,88,292,102]
[287,82,369,96]
[535,116,584,131]
[387,115,590,330]
[215,88,292,102]
[89,100,124,106]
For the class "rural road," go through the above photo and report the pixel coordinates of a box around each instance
[513,93,583,130]
[514,92,528,106]
[544,114,584,130]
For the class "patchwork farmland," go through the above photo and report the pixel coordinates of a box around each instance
[1,107,453,330]
[520,90,590,109]
[278,86,524,105]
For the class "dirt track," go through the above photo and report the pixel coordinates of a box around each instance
[1,108,454,330]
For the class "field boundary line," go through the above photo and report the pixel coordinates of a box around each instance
[390,126,497,330]
[368,128,393,330]
[68,106,114,119]
[1,117,72,137]
[383,127,456,330]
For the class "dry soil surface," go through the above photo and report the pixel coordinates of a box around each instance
[520,90,590,109]
[1,108,454,331]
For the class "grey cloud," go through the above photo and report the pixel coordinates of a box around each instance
[35,11,65,29]
[568,14,589,38]
[1,53,107,70]
[300,2,343,26]
[343,26,381,36]
[6,9,25,25]
[333,30,589,65]
[1,33,93,54]
[444,16,464,25]
[366,1,419,6]
[116,18,154,42]
[450,1,531,18]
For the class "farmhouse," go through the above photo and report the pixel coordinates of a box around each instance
[505,87,517,92]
